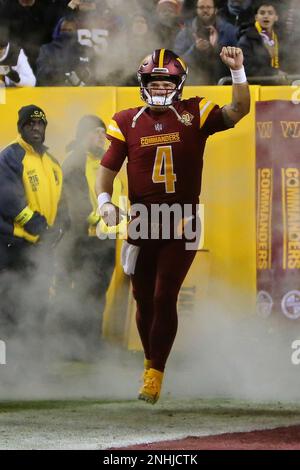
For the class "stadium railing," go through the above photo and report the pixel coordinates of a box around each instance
[217,75,300,85]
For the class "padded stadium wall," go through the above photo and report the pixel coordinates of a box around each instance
[0,85,298,350]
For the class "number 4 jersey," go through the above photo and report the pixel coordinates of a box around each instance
[101,97,233,205]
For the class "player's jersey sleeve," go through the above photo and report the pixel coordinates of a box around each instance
[198,97,234,136]
[101,113,128,172]
[106,116,126,143]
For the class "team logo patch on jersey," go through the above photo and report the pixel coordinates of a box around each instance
[141,132,180,147]
[181,111,194,126]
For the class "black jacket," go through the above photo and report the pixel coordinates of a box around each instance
[238,26,280,77]
[0,0,61,70]
[36,38,93,86]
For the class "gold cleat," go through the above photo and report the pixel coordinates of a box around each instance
[141,358,152,382]
[138,368,164,404]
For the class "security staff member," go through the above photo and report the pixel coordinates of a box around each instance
[60,115,119,358]
[0,104,69,334]
[64,115,109,238]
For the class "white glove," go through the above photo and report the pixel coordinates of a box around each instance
[121,240,140,275]
[0,65,10,76]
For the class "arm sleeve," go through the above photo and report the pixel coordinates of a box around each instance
[101,137,127,173]
[0,147,28,220]
[199,98,234,135]
[12,49,36,87]
[203,105,234,134]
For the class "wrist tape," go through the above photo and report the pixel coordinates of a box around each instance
[98,192,111,209]
[230,66,247,84]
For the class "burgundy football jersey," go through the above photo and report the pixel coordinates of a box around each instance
[101,97,232,205]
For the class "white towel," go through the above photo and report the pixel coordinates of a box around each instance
[121,240,140,275]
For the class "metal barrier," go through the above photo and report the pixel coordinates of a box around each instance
[217,75,300,86]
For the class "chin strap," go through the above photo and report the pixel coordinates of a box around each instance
[131,106,148,128]
[131,103,190,128]
[169,105,189,125]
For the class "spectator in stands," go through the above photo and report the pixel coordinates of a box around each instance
[174,0,237,84]
[181,0,230,24]
[138,0,161,19]
[238,1,286,80]
[36,17,97,86]
[181,0,197,24]
[217,0,254,32]
[279,0,300,74]
[152,0,183,50]
[64,115,108,240]
[0,0,62,71]
[0,104,70,337]
[0,24,36,87]
[63,0,124,85]
[122,11,160,86]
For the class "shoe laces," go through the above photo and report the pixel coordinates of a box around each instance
[140,369,149,382]
[144,375,160,392]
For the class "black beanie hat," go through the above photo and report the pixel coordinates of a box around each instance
[75,115,106,141]
[17,105,47,132]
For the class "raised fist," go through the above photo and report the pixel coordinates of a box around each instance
[220,46,244,70]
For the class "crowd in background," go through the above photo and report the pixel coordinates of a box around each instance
[0,0,299,87]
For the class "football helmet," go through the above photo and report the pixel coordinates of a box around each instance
[137,48,188,107]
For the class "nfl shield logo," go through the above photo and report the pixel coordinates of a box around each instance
[155,123,163,132]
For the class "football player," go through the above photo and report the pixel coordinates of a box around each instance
[96,47,250,404]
